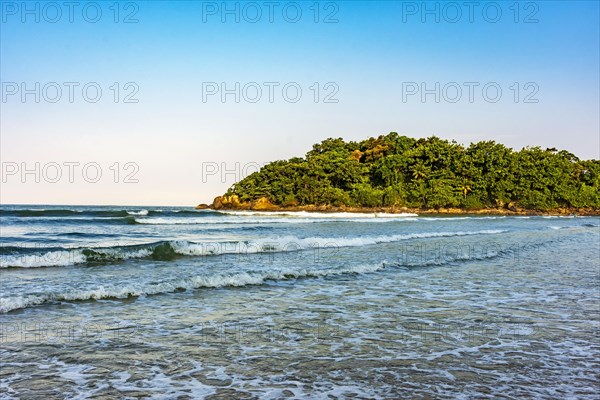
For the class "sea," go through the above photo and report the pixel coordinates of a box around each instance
[0,204,599,399]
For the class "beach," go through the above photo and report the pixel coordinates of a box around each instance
[1,205,599,397]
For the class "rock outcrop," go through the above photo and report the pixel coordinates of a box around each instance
[250,197,277,210]
[212,194,247,210]
[210,195,277,211]
[201,195,599,215]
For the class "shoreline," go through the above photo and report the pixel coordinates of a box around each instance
[197,196,600,216]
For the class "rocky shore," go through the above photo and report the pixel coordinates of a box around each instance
[196,195,600,216]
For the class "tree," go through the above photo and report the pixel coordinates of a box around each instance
[222,133,599,211]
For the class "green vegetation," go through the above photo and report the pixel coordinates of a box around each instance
[225,133,600,210]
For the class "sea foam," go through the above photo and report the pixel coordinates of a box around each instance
[0,230,508,268]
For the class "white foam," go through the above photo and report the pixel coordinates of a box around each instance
[172,230,507,256]
[108,365,217,399]
[0,262,388,312]
[135,215,418,225]
[127,210,148,216]
[0,250,87,268]
[135,217,217,225]
[0,229,507,268]
[218,210,418,218]
[0,247,152,268]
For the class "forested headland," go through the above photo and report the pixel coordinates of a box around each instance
[204,133,600,214]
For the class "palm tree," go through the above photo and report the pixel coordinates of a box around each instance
[411,161,430,181]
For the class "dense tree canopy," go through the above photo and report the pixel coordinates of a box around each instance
[226,133,600,210]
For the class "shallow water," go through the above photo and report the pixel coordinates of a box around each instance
[1,205,599,398]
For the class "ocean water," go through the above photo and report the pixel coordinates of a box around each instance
[1,205,599,399]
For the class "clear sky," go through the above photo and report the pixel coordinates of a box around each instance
[1,0,599,206]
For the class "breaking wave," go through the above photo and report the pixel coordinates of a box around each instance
[0,243,515,313]
[0,230,508,268]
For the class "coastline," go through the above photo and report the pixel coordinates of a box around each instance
[196,196,600,216]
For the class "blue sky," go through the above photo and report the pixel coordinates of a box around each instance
[1,1,599,205]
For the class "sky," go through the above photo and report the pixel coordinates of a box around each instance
[1,0,599,206]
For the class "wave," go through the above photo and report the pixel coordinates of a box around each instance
[135,217,242,225]
[135,215,422,225]
[0,208,211,219]
[127,210,148,216]
[582,223,600,228]
[54,232,122,238]
[2,215,139,226]
[0,241,517,313]
[0,263,388,313]
[0,244,153,268]
[548,223,600,230]
[418,216,506,221]
[0,209,130,218]
[0,230,508,268]
[133,216,384,225]
[217,210,419,218]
